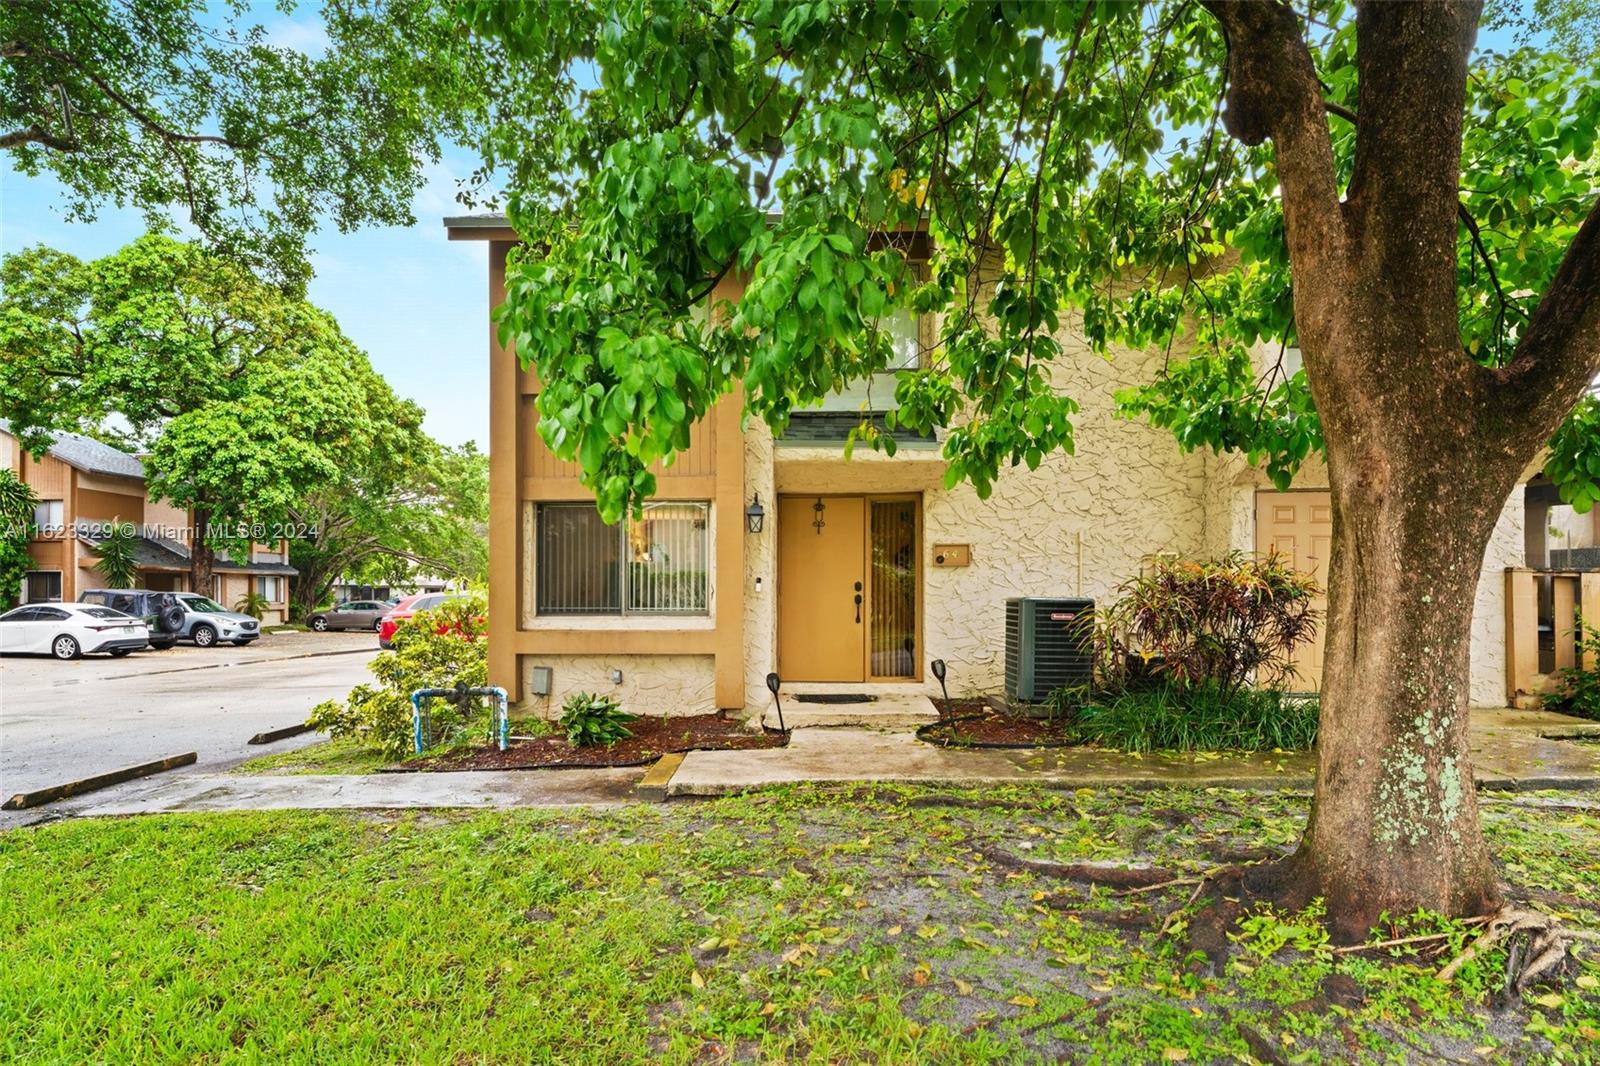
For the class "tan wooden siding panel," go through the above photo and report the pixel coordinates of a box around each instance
[520,398,718,494]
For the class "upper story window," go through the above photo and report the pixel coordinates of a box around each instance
[814,305,925,414]
[33,500,63,534]
[536,501,709,616]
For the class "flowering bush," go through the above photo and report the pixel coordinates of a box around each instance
[307,595,488,758]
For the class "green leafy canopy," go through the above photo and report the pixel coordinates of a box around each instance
[1,0,502,289]
[462,0,1600,519]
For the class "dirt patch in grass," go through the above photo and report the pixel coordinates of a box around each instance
[391,713,788,771]
[919,698,1075,748]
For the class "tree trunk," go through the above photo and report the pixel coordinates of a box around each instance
[1275,427,1516,941]
[190,504,215,596]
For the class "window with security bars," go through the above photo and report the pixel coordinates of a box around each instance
[23,570,62,603]
[536,502,709,615]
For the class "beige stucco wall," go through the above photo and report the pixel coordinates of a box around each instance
[508,314,1531,715]
[520,654,716,721]
[746,323,1210,708]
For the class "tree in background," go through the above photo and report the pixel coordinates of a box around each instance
[286,434,489,618]
[467,0,1599,939]
[89,516,139,589]
[0,468,37,610]
[2,235,390,593]
[0,0,502,288]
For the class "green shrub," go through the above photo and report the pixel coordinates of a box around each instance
[233,590,269,620]
[91,518,141,589]
[560,692,635,747]
[1096,551,1319,695]
[307,595,488,758]
[1546,622,1600,721]
[1057,682,1319,753]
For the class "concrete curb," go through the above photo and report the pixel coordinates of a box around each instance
[632,753,686,801]
[247,723,316,745]
[3,752,198,810]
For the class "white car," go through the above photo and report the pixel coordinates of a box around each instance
[0,602,152,660]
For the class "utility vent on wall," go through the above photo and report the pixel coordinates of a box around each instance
[1005,597,1095,703]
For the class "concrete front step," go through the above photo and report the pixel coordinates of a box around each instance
[762,692,940,731]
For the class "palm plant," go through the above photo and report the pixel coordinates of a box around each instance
[92,517,141,589]
[233,589,270,620]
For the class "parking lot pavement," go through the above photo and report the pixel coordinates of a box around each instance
[0,630,379,822]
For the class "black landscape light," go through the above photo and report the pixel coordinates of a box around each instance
[930,659,949,710]
[765,671,786,732]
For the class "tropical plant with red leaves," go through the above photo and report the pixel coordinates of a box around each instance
[1096,553,1320,697]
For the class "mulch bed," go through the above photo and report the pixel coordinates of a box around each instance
[385,713,787,772]
[918,698,1077,749]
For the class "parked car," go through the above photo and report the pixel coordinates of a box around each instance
[0,602,150,660]
[378,592,472,648]
[165,592,262,647]
[308,599,390,632]
[78,588,184,649]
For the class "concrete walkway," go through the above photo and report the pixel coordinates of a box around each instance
[16,767,646,822]
[9,708,1596,822]
[666,708,1600,797]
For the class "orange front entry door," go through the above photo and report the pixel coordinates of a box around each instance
[778,496,868,681]
[1255,490,1332,688]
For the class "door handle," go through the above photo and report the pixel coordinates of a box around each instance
[853,592,863,624]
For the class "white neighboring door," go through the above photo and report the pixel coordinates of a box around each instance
[1255,490,1332,688]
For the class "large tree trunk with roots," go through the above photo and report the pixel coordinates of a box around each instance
[1207,0,1600,940]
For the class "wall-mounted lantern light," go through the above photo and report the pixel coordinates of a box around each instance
[745,493,766,534]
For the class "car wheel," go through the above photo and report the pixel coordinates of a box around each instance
[109,648,133,657]
[373,619,383,632]
[310,615,329,632]
[192,624,218,648]
[52,635,82,660]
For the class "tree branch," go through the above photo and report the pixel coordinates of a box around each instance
[0,124,79,151]
[1200,0,1346,347]
[1342,1,1480,343]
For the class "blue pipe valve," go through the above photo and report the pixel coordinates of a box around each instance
[410,686,510,754]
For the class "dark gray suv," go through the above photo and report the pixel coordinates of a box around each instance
[78,589,182,649]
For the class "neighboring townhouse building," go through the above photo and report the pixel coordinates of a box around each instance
[0,424,297,624]
[445,215,1568,718]
[330,573,462,605]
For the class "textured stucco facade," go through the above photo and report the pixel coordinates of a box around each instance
[506,318,1530,718]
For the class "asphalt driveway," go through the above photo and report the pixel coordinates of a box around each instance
[0,630,377,818]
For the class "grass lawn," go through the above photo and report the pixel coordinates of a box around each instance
[3,786,1597,1063]
[232,736,390,776]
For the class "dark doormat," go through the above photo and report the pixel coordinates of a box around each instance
[793,694,880,704]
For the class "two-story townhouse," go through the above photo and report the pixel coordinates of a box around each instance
[446,214,1573,718]
[1,425,298,624]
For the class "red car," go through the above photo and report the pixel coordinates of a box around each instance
[377,592,471,648]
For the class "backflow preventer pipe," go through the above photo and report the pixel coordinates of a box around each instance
[410,686,509,754]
